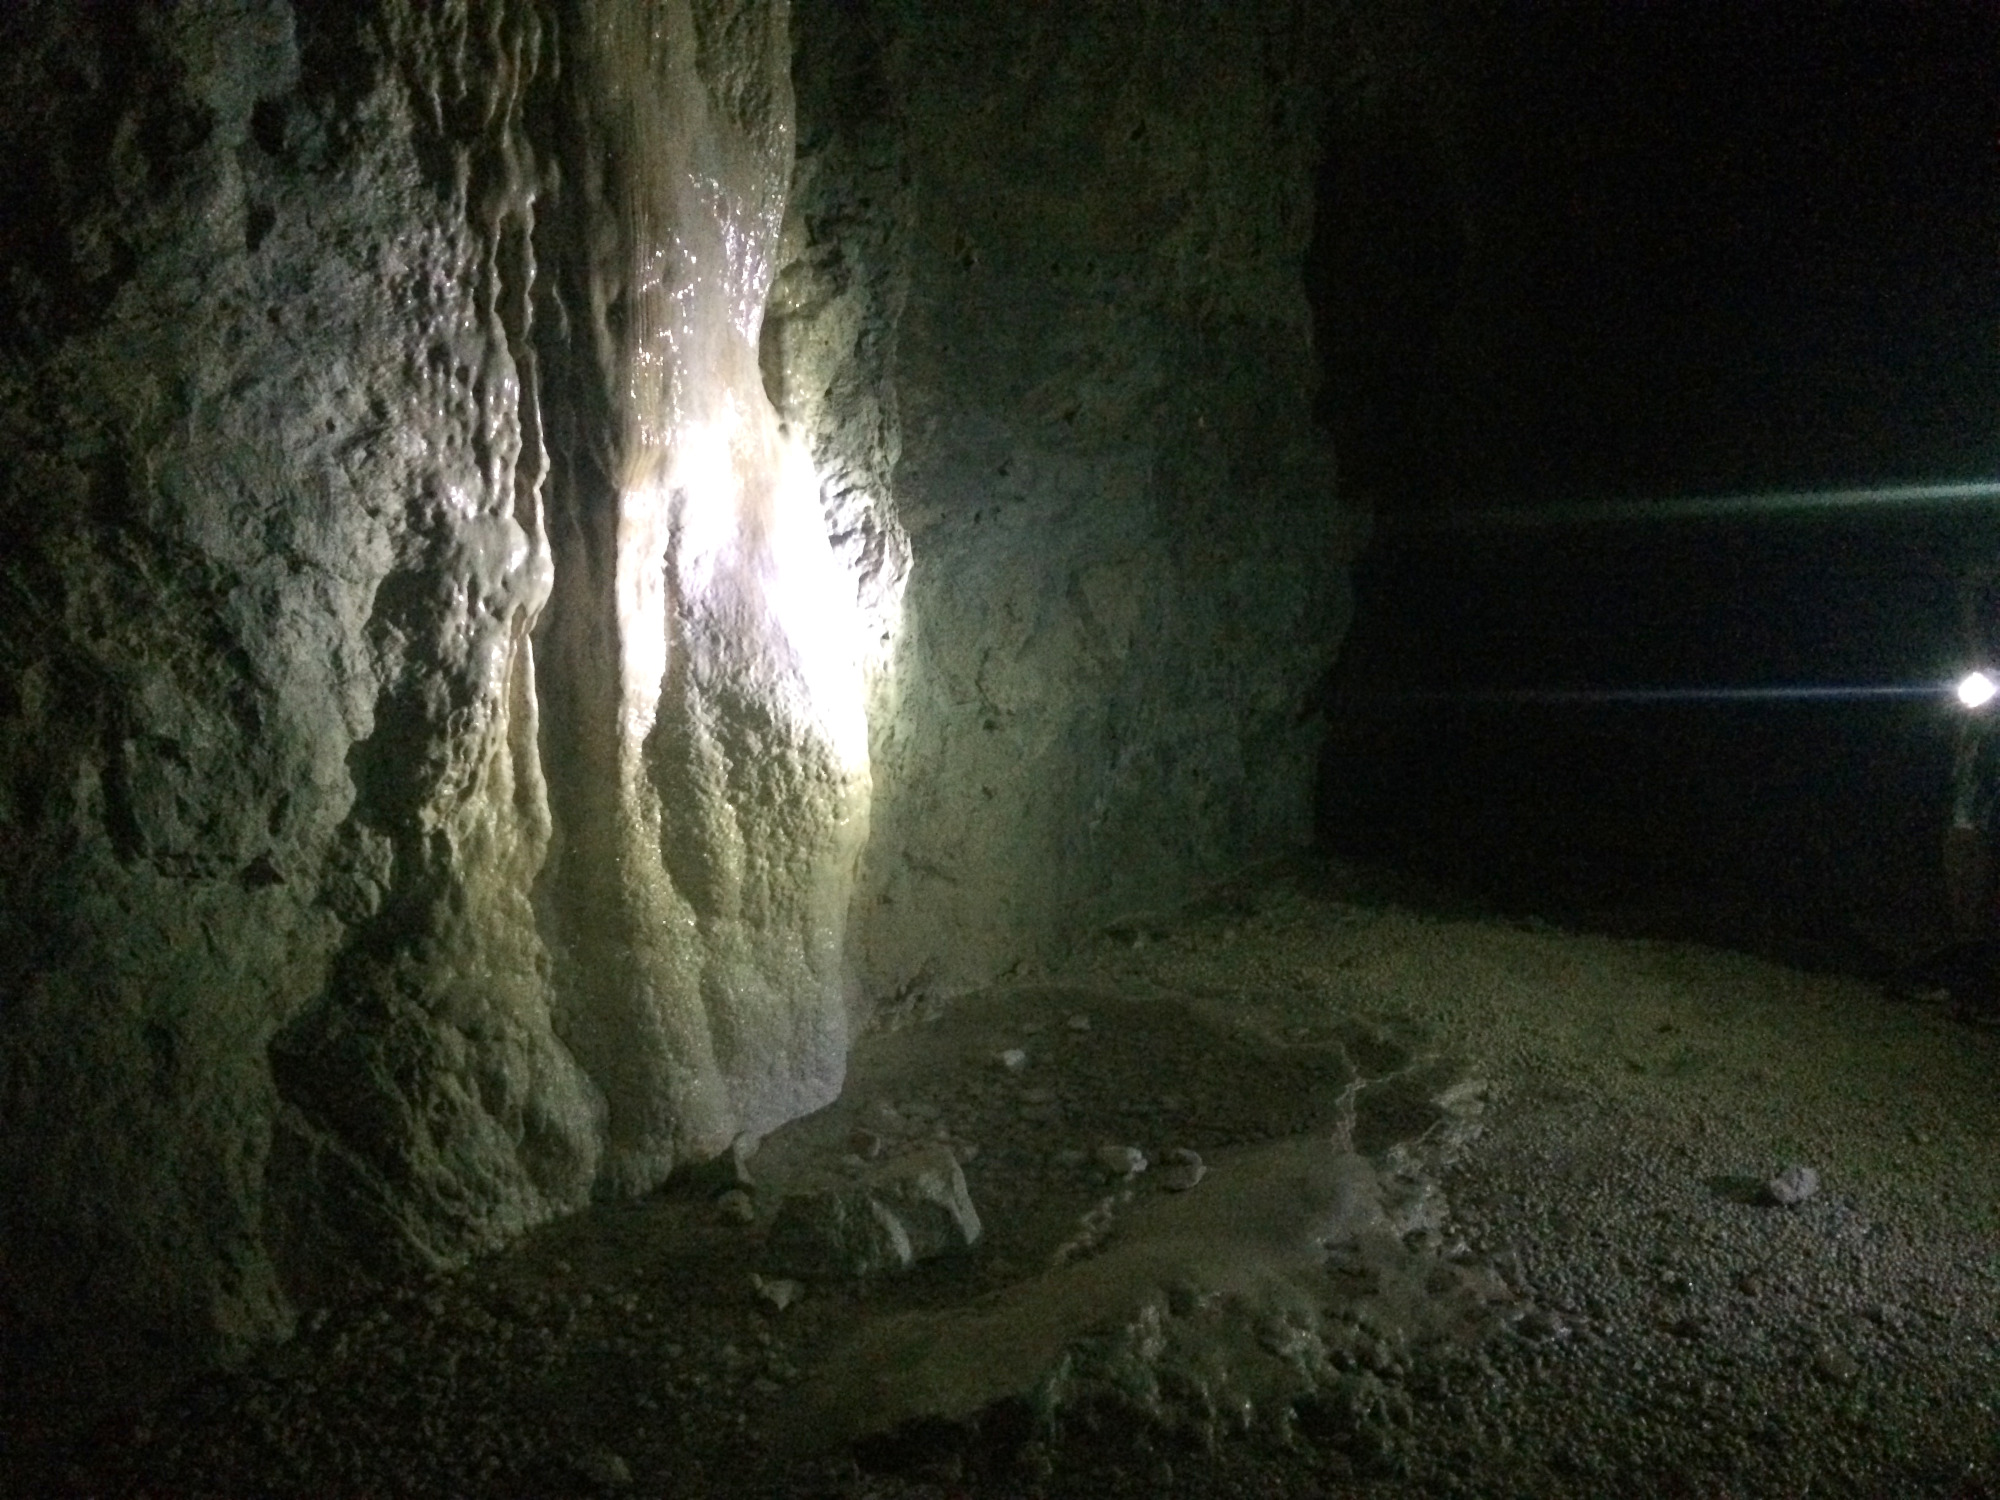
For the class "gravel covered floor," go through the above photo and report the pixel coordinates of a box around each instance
[20,859,2000,1498]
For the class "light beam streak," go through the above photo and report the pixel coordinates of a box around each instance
[1400,479,2000,533]
[1370,682,1951,706]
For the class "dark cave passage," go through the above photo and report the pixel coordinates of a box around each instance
[1320,512,1995,972]
[1306,0,2000,973]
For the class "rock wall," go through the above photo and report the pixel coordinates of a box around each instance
[0,0,1367,1390]
[0,0,605,1389]
[775,0,1364,996]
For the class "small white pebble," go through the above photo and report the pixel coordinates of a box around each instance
[750,1273,803,1312]
[1764,1164,1820,1206]
[1095,1143,1148,1177]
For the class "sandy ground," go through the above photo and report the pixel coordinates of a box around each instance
[21,857,2000,1499]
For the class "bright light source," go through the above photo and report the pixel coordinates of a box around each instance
[1958,671,1996,710]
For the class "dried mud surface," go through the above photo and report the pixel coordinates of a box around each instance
[18,859,2000,1499]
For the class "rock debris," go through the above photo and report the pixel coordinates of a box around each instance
[29,862,2000,1498]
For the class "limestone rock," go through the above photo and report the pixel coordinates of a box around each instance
[1096,1144,1150,1178]
[765,1144,982,1279]
[0,0,1359,1399]
[870,1144,985,1257]
[751,1274,804,1313]
[780,0,1359,998]
[1764,1164,1821,1207]
[766,1192,912,1281]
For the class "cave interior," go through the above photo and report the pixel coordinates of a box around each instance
[2,0,1997,1495]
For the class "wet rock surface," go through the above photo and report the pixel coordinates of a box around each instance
[22,859,1999,1498]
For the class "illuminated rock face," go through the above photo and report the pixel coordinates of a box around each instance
[0,0,1359,1375]
[0,0,595,1370]
[528,0,868,1199]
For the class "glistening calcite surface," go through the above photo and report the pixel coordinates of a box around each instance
[0,0,1368,1393]
[528,0,868,1202]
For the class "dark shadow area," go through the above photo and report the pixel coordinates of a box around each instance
[1320,512,2000,978]
[1304,118,1465,508]
[1309,0,2000,979]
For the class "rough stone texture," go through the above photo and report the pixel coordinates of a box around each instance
[764,1142,982,1279]
[526,0,868,1200]
[0,0,604,1386]
[800,1137,1509,1454]
[0,0,858,1388]
[0,0,1374,1395]
[25,870,2000,1497]
[772,0,1365,997]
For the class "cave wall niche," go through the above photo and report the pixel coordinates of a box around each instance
[0,0,1411,1393]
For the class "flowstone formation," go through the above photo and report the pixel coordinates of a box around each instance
[0,0,1379,1404]
[528,0,872,1199]
[0,0,872,1386]
[805,1136,1510,1459]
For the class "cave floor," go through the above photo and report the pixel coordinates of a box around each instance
[35,859,2000,1499]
